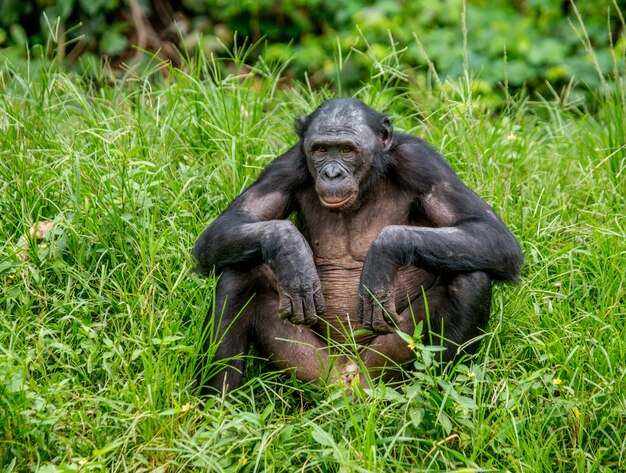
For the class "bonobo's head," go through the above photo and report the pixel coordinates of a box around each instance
[296,98,393,212]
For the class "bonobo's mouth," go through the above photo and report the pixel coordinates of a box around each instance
[320,193,356,210]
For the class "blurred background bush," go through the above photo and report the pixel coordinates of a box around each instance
[0,0,624,96]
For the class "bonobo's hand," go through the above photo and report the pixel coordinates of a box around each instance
[264,221,325,325]
[358,231,400,334]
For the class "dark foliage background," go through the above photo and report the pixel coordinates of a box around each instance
[0,1,624,96]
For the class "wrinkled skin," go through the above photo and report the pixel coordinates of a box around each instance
[194,98,523,395]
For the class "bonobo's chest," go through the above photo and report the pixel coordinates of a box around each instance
[295,181,422,341]
[296,182,414,264]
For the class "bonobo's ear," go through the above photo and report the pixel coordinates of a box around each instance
[295,115,308,137]
[380,116,393,150]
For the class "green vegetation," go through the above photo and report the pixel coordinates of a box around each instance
[1,0,625,96]
[1,26,625,473]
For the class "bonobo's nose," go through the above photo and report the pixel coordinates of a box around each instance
[322,163,344,180]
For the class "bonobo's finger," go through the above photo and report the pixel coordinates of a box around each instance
[384,302,400,326]
[313,288,325,316]
[289,295,306,324]
[278,293,293,321]
[361,299,374,331]
[302,293,318,325]
[371,306,395,334]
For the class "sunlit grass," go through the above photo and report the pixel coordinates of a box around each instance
[0,42,624,472]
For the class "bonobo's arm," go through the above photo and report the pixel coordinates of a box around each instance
[194,146,325,325]
[359,135,523,333]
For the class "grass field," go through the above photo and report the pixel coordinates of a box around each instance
[0,46,624,472]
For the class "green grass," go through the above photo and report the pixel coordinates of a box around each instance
[0,46,624,472]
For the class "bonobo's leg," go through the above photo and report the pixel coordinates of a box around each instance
[361,271,492,381]
[197,266,333,396]
[197,268,256,396]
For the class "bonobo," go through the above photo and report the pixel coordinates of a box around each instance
[194,98,522,394]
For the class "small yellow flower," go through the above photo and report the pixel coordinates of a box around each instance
[78,459,88,466]
[552,377,562,386]
[468,371,475,378]
[506,133,517,142]
[8,274,15,280]
[407,341,416,351]
[40,243,48,250]
[181,403,193,412]
[239,457,248,466]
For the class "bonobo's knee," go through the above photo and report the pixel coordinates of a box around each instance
[449,270,490,292]
[213,266,277,315]
[448,271,492,315]
[217,266,276,295]
[436,271,492,354]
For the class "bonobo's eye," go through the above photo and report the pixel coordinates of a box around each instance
[340,145,355,156]
[312,145,327,156]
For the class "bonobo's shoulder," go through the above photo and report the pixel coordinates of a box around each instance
[387,133,458,192]
[264,144,304,168]
[391,133,452,170]
[392,133,442,159]
[251,144,311,193]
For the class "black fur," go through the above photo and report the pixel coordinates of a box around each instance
[194,98,523,395]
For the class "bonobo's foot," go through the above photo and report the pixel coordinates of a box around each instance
[326,357,364,395]
[336,360,359,386]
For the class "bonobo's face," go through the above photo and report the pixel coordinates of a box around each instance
[302,100,390,212]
